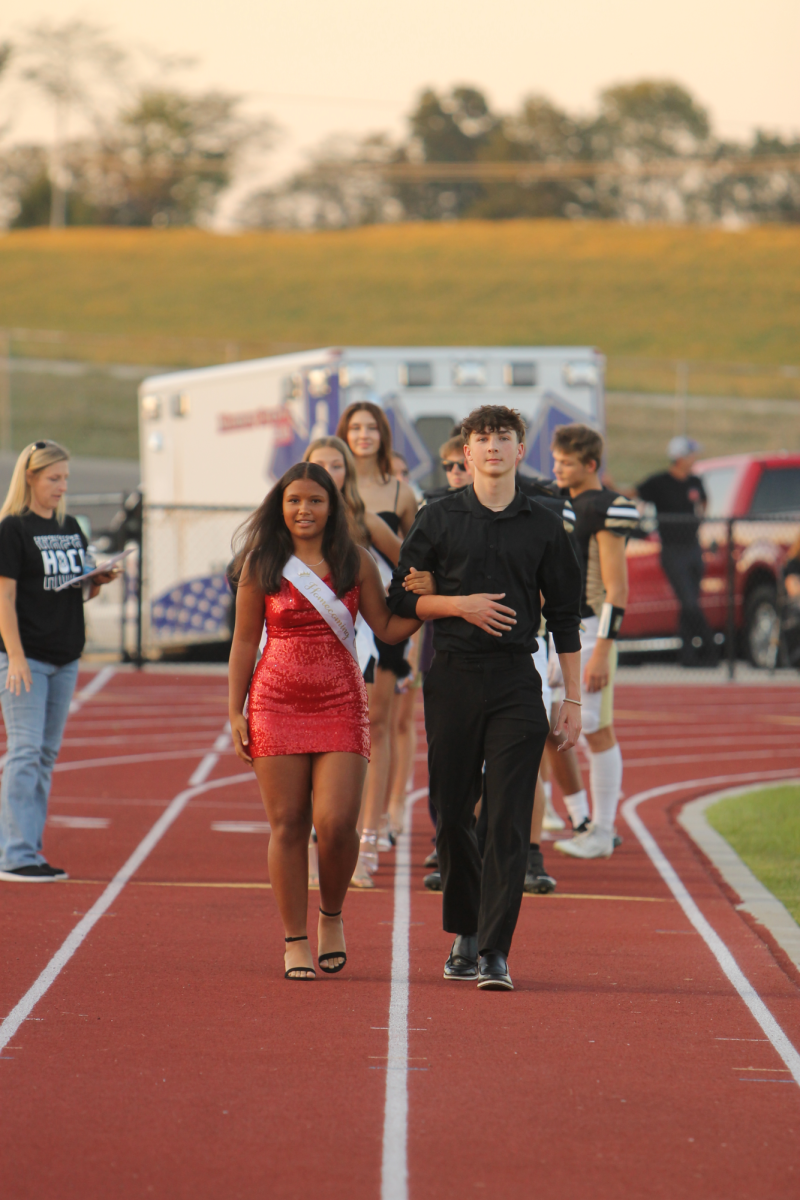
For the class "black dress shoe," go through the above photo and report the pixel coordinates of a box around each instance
[443,934,478,980]
[477,950,513,991]
[423,870,442,891]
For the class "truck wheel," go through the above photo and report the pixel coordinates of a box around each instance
[743,584,780,669]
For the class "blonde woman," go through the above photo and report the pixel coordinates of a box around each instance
[0,441,117,882]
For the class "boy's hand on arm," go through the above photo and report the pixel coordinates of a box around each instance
[415,592,516,636]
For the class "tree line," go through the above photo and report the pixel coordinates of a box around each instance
[1,22,797,230]
[244,83,800,229]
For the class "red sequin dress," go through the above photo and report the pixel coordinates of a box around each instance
[248,575,370,759]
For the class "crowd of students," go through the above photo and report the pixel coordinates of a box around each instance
[6,410,799,992]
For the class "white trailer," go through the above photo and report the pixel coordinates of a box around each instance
[138,345,603,651]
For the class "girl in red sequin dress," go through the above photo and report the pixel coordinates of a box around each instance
[228,463,421,981]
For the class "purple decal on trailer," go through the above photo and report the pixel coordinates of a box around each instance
[521,392,596,481]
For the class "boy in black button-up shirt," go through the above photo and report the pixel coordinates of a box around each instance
[388,406,582,990]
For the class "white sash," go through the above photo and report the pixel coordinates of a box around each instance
[281,555,359,662]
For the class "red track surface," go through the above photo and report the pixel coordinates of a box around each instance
[1,671,799,1199]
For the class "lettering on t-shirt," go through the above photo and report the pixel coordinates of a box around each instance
[33,532,86,591]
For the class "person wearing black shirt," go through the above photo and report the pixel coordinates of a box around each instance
[545,425,639,860]
[388,405,582,990]
[0,441,118,883]
[637,436,717,666]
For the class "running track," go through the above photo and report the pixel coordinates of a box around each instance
[1,669,799,1200]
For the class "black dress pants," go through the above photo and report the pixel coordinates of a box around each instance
[422,651,549,956]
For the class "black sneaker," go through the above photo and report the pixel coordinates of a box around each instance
[524,847,556,894]
[423,849,438,868]
[0,862,68,882]
[424,870,442,891]
[41,862,68,879]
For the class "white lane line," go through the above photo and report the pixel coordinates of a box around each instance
[211,821,271,834]
[188,727,231,787]
[52,748,231,775]
[48,816,110,829]
[69,665,116,714]
[0,665,117,777]
[381,786,428,1200]
[0,754,248,1054]
[623,748,800,769]
[621,769,800,1088]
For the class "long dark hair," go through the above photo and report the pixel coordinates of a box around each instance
[230,462,360,598]
[336,401,393,481]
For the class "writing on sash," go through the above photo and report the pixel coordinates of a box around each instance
[295,570,353,646]
[282,556,359,662]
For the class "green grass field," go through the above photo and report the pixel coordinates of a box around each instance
[3,222,799,466]
[706,784,800,925]
[2,222,799,363]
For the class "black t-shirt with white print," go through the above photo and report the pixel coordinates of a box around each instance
[0,512,89,665]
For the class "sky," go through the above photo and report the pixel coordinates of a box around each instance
[3,0,799,216]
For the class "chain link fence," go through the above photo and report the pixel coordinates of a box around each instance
[73,499,800,683]
[2,327,798,475]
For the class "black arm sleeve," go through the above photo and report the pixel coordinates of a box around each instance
[537,522,583,654]
[387,507,438,620]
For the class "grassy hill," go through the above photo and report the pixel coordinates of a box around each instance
[1,222,799,363]
[2,222,799,475]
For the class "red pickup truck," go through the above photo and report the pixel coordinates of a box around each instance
[622,452,800,666]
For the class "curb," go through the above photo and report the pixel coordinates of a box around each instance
[678,778,800,975]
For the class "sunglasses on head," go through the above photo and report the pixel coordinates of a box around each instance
[442,460,467,473]
[26,441,48,470]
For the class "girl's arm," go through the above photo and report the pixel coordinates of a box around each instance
[364,511,402,566]
[397,482,419,536]
[402,567,436,595]
[357,549,421,644]
[227,568,265,765]
[0,577,31,695]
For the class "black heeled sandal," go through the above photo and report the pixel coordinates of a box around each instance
[317,908,347,974]
[284,934,315,980]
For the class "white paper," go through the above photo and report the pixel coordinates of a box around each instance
[53,548,135,592]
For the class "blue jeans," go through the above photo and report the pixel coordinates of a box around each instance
[0,654,80,870]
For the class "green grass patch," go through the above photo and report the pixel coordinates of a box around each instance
[706,784,800,925]
[1,222,799,364]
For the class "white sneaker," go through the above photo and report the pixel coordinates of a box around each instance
[553,825,614,859]
[542,795,566,831]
